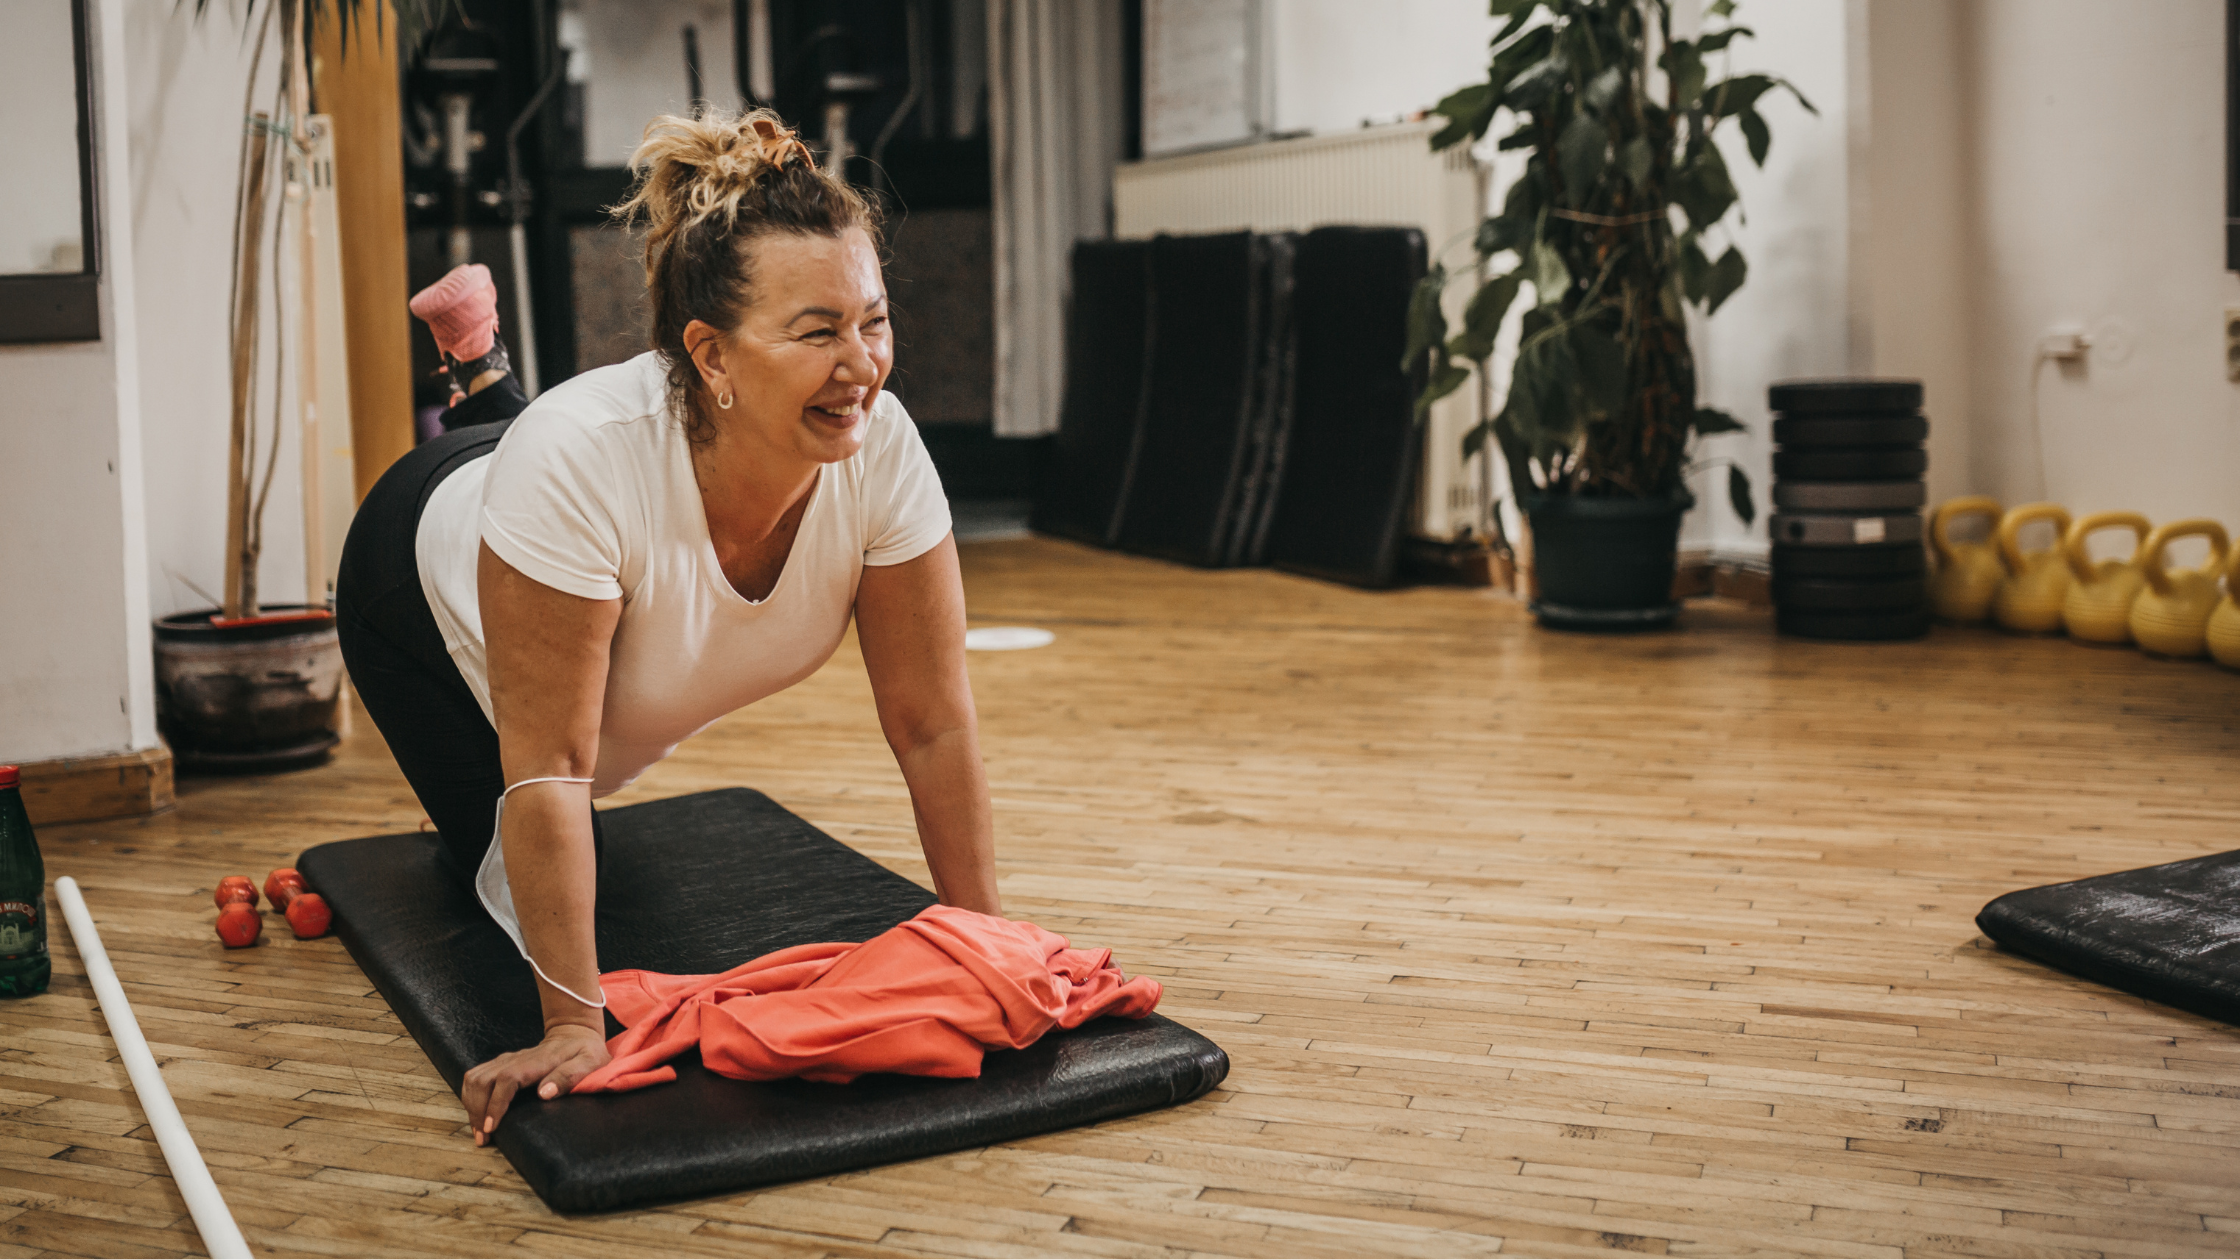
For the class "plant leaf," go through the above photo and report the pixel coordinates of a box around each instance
[1702,73,1772,119]
[1664,42,1706,112]
[1462,418,1492,458]
[1583,65,1625,115]
[1679,238,1712,303]
[1696,26,1753,54]
[1430,84,1496,150]
[1530,240,1572,308]
[1728,465,1756,526]
[1488,5,1536,50]
[1706,0,1737,17]
[1691,407,1746,435]
[1505,55,1569,112]
[1401,265,1450,371]
[1450,271,1525,361]
[1616,136,1652,187]
[1487,0,1541,16]
[1674,143,1738,231]
[1557,115,1609,204]
[1738,107,1771,166]
[1704,246,1747,314]
[1416,363,1473,419]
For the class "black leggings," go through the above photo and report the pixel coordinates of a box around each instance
[335,381,602,879]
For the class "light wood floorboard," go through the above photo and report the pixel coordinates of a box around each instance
[5,536,2240,1257]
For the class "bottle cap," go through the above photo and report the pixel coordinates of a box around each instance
[0,766,16,789]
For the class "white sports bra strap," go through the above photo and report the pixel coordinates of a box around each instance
[485,776,606,1009]
[503,775,594,797]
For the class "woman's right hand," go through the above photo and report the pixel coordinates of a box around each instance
[461,1022,610,1145]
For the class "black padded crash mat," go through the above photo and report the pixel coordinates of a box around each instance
[297,788,1229,1214]
[1116,232,1269,567]
[1033,240,1153,547]
[1225,231,1299,568]
[1978,849,2240,1026]
[1262,226,1427,589]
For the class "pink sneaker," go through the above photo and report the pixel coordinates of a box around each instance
[409,264,510,402]
[410,264,499,360]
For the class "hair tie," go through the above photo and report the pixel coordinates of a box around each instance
[745,116,814,170]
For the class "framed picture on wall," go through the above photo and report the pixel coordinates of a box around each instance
[0,0,100,343]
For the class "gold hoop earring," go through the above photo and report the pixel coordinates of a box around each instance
[716,390,734,410]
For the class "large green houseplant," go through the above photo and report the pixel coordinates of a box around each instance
[1409,0,1811,627]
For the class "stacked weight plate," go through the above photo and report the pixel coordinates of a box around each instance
[1768,379,1932,640]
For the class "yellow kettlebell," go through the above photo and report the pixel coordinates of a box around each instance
[2205,545,2240,670]
[1992,502,2073,634]
[2060,511,2152,644]
[2128,518,2230,658]
[1930,496,2006,624]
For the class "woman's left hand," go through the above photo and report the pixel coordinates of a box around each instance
[461,1022,611,1145]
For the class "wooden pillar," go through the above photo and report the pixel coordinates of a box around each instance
[313,2,413,502]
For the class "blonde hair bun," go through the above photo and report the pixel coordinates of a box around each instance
[610,108,878,441]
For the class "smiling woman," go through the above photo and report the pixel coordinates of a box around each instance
[332,108,999,1144]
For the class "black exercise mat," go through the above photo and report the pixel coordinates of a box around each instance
[1115,232,1268,567]
[1032,240,1153,547]
[297,788,1228,1214]
[1224,231,1299,568]
[1262,226,1427,589]
[1978,849,2240,1026]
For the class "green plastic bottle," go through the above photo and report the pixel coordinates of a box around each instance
[0,765,51,997]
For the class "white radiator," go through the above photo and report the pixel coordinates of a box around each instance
[1113,121,1489,542]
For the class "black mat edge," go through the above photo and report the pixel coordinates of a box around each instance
[1977,879,2240,1029]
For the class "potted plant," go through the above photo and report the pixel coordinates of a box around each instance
[155,0,434,770]
[1407,0,1812,628]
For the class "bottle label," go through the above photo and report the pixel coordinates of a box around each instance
[0,900,43,958]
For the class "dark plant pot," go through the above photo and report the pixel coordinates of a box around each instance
[1527,494,1688,631]
[153,607,342,773]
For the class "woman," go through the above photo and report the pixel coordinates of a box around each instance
[335,110,999,1145]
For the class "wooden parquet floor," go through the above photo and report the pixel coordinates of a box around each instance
[7,536,2240,1258]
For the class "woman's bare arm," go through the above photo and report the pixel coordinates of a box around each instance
[460,542,622,1143]
[854,536,1001,915]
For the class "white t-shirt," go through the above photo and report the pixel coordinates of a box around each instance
[414,352,952,797]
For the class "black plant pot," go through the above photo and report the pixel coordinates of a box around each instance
[1527,493,1688,631]
[153,607,343,773]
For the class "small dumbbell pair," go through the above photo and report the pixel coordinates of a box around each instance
[212,869,330,947]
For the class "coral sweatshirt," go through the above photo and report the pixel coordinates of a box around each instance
[571,905,1163,1092]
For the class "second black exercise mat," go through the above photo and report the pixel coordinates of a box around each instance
[297,789,1229,1214]
[1116,232,1269,566]
[1978,849,2240,1028]
[1262,225,1427,588]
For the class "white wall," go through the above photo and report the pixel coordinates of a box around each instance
[0,0,157,764]
[126,0,309,621]
[1958,0,2240,526]
[1686,0,1854,555]
[1700,0,2240,556]
[1265,0,1499,138]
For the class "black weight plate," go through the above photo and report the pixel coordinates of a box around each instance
[1770,511,1924,547]
[1773,447,1928,480]
[1768,378,1924,415]
[1772,414,1929,448]
[1771,543,1926,578]
[1773,480,1928,511]
[1773,576,1928,611]
[1777,607,1933,641]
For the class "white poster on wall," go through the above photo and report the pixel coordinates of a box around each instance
[1142,0,1262,157]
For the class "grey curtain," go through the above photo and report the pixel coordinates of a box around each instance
[987,0,1124,438]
